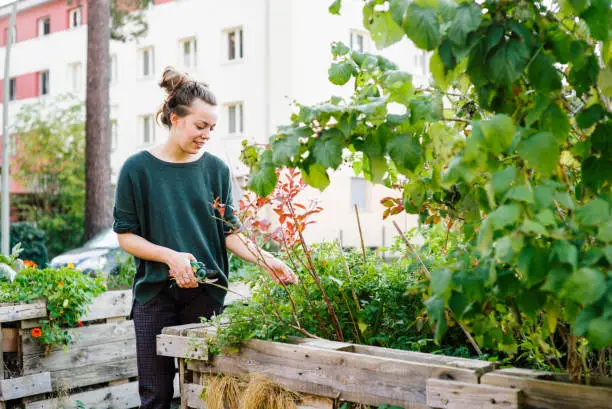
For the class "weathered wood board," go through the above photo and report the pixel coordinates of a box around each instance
[426,378,521,409]
[481,371,612,409]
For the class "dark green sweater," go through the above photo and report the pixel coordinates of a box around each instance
[112,150,240,305]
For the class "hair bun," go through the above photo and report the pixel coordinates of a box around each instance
[159,66,190,95]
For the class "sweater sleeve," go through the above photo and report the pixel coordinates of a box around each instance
[113,163,141,235]
[222,171,242,235]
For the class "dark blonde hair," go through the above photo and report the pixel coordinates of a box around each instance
[156,67,217,129]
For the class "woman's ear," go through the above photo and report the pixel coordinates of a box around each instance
[170,112,180,128]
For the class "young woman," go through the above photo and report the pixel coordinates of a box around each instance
[113,67,296,409]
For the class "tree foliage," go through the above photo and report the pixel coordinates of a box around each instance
[12,96,86,257]
[241,0,612,368]
[67,0,152,42]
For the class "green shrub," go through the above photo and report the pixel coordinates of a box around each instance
[1,223,49,268]
[38,213,85,259]
[210,241,470,357]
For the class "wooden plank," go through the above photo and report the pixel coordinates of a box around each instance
[349,344,494,374]
[81,290,132,322]
[301,339,353,351]
[157,334,210,361]
[106,316,127,323]
[162,323,208,336]
[481,371,612,409]
[108,379,129,386]
[180,359,187,409]
[50,358,139,390]
[184,338,481,408]
[21,319,43,330]
[23,338,136,374]
[2,328,18,353]
[21,320,135,355]
[490,368,552,378]
[288,337,494,374]
[185,383,334,409]
[426,378,521,409]
[0,302,46,323]
[491,368,612,388]
[185,383,206,409]
[0,372,52,401]
[26,381,140,409]
[25,376,179,409]
[20,291,132,329]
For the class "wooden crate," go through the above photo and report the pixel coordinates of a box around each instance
[157,323,612,409]
[0,291,181,408]
[19,291,137,392]
[157,324,497,409]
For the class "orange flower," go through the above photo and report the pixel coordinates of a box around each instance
[23,260,38,269]
[321,260,327,266]
[78,321,83,327]
[57,281,64,288]
[31,328,42,338]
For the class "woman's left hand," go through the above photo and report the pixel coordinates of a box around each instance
[264,258,298,284]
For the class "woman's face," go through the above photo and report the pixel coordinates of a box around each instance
[170,98,218,155]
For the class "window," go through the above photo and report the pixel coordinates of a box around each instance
[350,31,365,52]
[9,78,16,101]
[142,115,155,144]
[180,38,197,69]
[110,120,118,151]
[38,17,51,37]
[69,8,82,29]
[226,28,243,61]
[109,54,118,85]
[140,47,154,77]
[38,71,50,96]
[227,103,244,135]
[68,63,82,92]
[4,26,16,46]
[350,177,370,211]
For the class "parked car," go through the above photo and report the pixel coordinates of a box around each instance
[49,228,128,275]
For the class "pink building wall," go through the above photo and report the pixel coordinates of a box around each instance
[0,0,89,46]
[0,72,37,100]
[0,0,172,101]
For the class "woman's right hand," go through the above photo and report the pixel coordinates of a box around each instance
[165,250,198,288]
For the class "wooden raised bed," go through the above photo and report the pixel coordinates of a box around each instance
[0,290,179,409]
[157,323,612,409]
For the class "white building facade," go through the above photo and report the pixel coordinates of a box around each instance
[0,0,429,249]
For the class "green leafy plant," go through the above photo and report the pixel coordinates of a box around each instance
[107,255,135,290]
[209,242,442,352]
[0,266,105,351]
[207,171,473,360]
[239,0,612,381]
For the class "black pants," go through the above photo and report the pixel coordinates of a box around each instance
[132,287,223,409]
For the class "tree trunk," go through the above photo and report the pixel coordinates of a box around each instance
[85,0,111,241]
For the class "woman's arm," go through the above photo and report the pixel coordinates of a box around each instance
[117,232,198,288]
[225,233,297,284]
